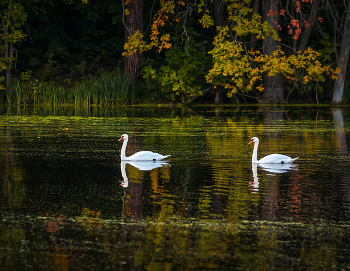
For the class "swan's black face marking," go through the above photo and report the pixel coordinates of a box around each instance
[153,158,156,161]
[249,137,258,145]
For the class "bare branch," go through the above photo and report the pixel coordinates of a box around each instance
[122,0,131,36]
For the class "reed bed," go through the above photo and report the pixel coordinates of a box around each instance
[7,72,138,105]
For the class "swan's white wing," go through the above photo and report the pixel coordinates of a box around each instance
[258,154,298,164]
[126,151,171,161]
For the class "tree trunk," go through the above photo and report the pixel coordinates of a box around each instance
[249,0,260,50]
[3,0,14,98]
[332,0,350,104]
[5,42,14,97]
[213,0,225,32]
[124,0,144,81]
[4,40,10,96]
[298,0,322,54]
[214,90,223,104]
[262,0,284,103]
[213,0,225,104]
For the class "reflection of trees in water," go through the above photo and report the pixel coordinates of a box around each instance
[259,107,284,221]
[121,161,171,221]
[262,106,285,123]
[332,108,348,154]
[332,108,350,220]
[1,107,350,270]
[123,163,144,221]
[18,217,344,270]
[252,108,296,166]
[276,172,321,223]
[2,124,27,213]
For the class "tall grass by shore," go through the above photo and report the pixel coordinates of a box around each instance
[7,72,139,105]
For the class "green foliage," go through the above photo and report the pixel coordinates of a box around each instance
[142,34,210,102]
[76,61,87,75]
[0,0,346,104]
[0,0,27,90]
[20,70,32,81]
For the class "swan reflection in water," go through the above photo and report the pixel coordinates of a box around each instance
[250,163,299,192]
[120,160,170,220]
[250,164,259,192]
[119,160,170,187]
[259,163,299,174]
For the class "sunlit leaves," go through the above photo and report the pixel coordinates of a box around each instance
[148,0,176,52]
[207,39,339,96]
[157,34,172,52]
[122,0,176,57]
[132,0,339,101]
[122,31,149,57]
[199,13,214,28]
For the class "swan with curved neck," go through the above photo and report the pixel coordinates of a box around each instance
[249,137,298,164]
[119,134,171,161]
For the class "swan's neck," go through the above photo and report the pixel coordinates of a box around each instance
[252,141,259,163]
[121,138,128,160]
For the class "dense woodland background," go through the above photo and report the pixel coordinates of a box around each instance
[0,0,350,104]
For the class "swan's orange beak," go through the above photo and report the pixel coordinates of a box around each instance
[248,140,253,144]
[118,137,123,141]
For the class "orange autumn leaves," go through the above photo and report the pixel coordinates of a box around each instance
[123,0,177,56]
[122,0,335,98]
[206,0,332,95]
[290,20,301,40]
[124,0,324,55]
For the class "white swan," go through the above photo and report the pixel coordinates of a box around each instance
[119,134,171,161]
[249,137,298,164]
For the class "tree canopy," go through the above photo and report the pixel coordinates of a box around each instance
[0,0,349,104]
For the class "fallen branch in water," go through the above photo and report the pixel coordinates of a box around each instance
[182,87,213,105]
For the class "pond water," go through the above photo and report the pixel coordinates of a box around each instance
[1,105,350,270]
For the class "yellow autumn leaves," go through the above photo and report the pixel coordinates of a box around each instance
[122,0,340,97]
[206,37,340,96]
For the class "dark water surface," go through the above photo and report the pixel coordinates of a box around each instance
[1,105,350,270]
